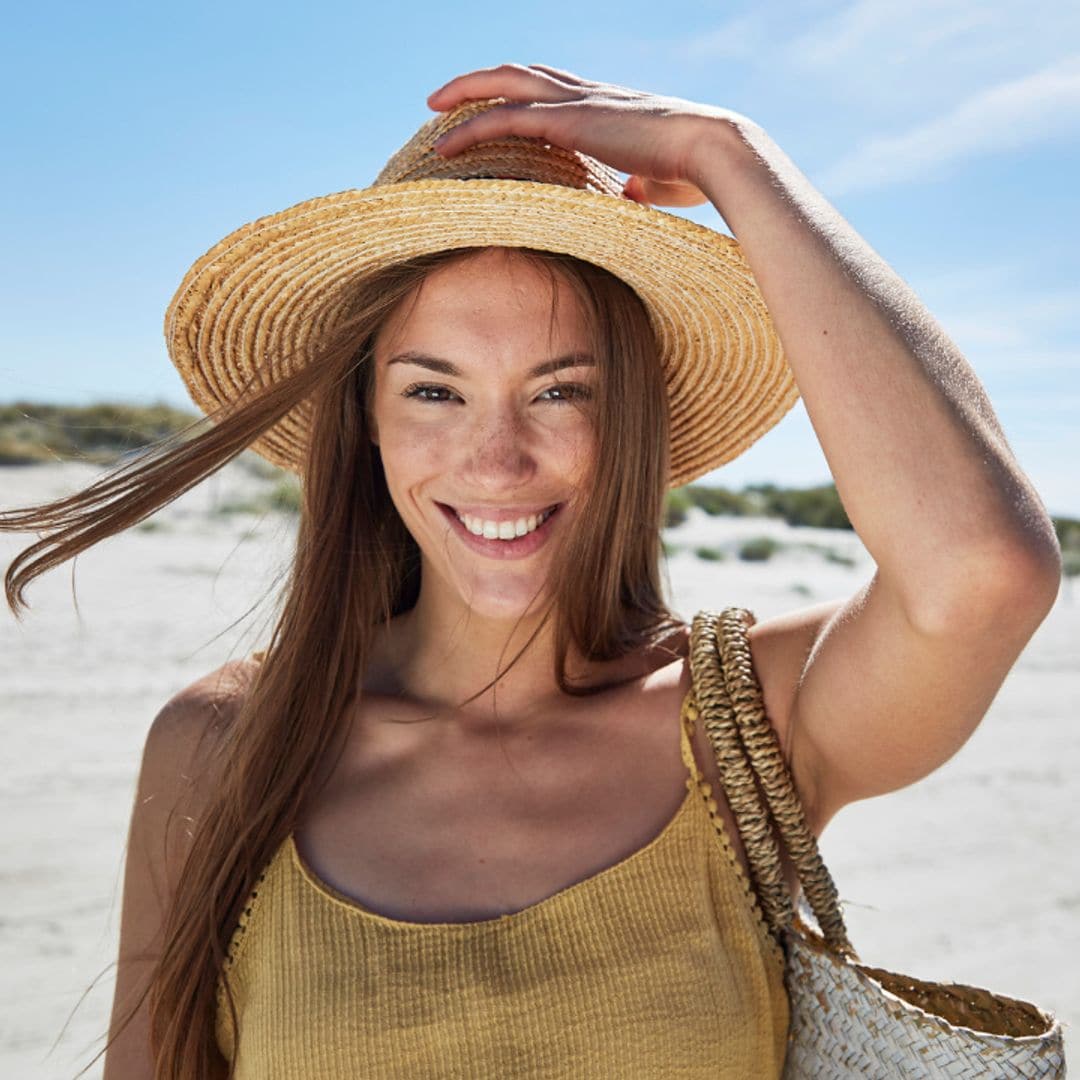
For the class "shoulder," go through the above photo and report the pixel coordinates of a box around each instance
[150,656,261,750]
[145,657,261,776]
[138,657,263,871]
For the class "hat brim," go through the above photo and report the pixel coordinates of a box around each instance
[164,178,799,488]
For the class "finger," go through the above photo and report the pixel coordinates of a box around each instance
[428,62,575,110]
[621,175,650,205]
[525,63,591,86]
[639,177,709,208]
[432,101,562,157]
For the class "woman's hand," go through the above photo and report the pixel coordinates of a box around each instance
[426,62,751,208]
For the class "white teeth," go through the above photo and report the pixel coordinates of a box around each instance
[455,507,554,540]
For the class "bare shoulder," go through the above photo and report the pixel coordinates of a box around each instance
[140,656,262,876]
[150,657,260,763]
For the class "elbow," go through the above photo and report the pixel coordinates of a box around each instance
[915,538,1062,638]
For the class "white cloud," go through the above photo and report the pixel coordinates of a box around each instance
[666,0,1080,117]
[788,0,1001,70]
[814,54,1080,196]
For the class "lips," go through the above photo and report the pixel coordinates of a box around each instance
[446,502,561,523]
[436,501,562,560]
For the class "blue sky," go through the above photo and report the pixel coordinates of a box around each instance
[2,0,1078,515]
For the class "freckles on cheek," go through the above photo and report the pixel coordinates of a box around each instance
[561,430,597,478]
[382,429,449,485]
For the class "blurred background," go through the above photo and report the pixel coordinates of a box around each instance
[2,1,1077,1076]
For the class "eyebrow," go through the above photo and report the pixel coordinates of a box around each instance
[385,350,596,379]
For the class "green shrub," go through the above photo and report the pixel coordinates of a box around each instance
[267,478,302,514]
[214,477,301,517]
[212,499,263,517]
[1048,517,1078,579]
[666,481,852,530]
[822,547,857,568]
[0,401,200,463]
[694,546,725,562]
[663,488,693,528]
[685,485,754,516]
[746,482,852,530]
[1054,516,1080,552]
[738,536,782,562]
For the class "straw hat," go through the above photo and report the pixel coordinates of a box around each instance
[163,97,799,488]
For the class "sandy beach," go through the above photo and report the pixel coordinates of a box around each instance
[1,460,1075,1077]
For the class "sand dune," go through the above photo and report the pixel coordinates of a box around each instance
[1,461,1074,1077]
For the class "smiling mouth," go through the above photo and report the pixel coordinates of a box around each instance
[441,503,561,539]
[435,501,564,550]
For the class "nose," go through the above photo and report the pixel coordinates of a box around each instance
[457,411,538,489]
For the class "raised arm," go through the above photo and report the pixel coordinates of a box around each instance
[425,63,1062,829]
[687,121,1060,617]
[685,115,1060,826]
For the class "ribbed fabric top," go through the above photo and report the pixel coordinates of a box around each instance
[214,690,790,1078]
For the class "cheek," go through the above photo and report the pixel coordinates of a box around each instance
[556,424,597,479]
[378,428,445,486]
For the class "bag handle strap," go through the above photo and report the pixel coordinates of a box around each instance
[689,607,856,959]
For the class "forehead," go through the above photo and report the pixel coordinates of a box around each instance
[374,250,592,358]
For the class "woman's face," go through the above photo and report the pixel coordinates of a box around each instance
[369,248,598,621]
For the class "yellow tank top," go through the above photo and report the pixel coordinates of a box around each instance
[214,690,790,1077]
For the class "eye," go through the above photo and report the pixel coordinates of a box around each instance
[401,383,458,403]
[540,383,593,403]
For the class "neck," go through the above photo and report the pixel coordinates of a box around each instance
[361,573,688,727]
[388,604,577,717]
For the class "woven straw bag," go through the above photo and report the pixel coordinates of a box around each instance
[687,607,1067,1078]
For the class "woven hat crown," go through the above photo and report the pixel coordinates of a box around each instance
[374,98,626,195]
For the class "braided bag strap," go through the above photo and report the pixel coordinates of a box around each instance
[689,608,855,958]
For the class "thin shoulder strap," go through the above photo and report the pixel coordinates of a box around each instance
[689,607,856,959]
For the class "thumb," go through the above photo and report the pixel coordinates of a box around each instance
[621,175,650,205]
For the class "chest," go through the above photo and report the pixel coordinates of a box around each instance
[292,663,800,925]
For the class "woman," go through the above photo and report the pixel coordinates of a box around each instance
[2,63,1061,1079]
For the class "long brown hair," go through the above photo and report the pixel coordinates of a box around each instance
[2,244,685,1079]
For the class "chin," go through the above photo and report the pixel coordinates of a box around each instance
[453,580,552,623]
